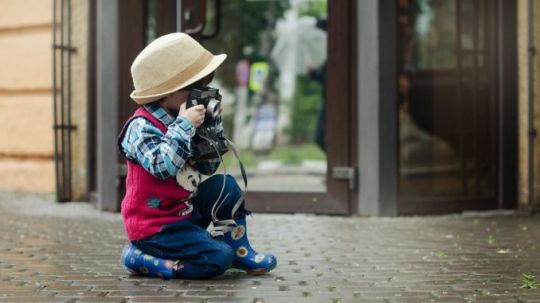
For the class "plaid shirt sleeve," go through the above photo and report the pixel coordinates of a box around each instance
[120,116,196,180]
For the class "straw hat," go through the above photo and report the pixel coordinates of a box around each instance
[130,33,227,104]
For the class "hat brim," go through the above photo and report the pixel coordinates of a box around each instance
[130,53,227,104]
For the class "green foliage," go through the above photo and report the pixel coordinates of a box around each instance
[521,273,539,289]
[202,1,287,90]
[220,149,258,169]
[217,144,325,170]
[222,112,234,139]
[298,0,327,17]
[289,75,323,144]
[435,251,447,258]
[268,144,325,164]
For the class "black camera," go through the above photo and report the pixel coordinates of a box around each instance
[186,87,229,161]
[187,87,222,118]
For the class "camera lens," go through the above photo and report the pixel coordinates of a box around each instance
[206,100,221,118]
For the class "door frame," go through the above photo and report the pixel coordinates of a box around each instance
[246,0,357,215]
[115,0,179,207]
[497,0,518,211]
[357,0,399,216]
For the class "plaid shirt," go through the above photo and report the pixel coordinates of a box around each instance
[120,103,222,179]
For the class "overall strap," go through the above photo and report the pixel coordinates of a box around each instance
[117,106,168,160]
[133,107,168,133]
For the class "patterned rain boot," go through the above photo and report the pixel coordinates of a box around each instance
[121,244,183,279]
[223,216,277,275]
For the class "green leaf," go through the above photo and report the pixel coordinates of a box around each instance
[521,272,540,289]
[435,251,447,258]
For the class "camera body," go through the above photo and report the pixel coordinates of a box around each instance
[187,87,222,119]
[186,87,228,161]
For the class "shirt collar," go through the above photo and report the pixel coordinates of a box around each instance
[144,103,175,126]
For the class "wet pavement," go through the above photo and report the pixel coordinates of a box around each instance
[0,191,539,303]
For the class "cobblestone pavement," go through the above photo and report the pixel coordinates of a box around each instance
[0,192,539,303]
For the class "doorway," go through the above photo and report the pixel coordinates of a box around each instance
[396,0,517,214]
[115,0,357,215]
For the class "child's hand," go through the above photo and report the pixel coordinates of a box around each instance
[179,103,206,128]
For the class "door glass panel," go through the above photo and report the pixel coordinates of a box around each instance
[200,0,328,192]
[401,0,457,70]
[397,0,496,201]
[145,0,157,45]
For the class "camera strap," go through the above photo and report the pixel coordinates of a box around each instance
[226,139,248,191]
[206,138,249,238]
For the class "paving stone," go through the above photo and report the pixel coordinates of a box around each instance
[128,297,201,303]
[202,298,253,303]
[1,192,540,302]
[76,298,126,303]
[105,290,177,297]
[0,297,72,303]
[90,286,159,292]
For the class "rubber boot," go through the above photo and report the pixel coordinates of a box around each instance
[223,216,277,275]
[121,244,183,279]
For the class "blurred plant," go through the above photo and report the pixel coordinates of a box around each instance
[521,273,539,289]
[220,149,258,169]
[202,1,286,91]
[268,144,325,164]
[298,0,327,17]
[288,75,323,143]
[435,251,447,258]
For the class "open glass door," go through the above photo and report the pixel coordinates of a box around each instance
[116,0,355,215]
[182,0,356,214]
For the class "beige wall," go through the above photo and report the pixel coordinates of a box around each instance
[518,0,540,210]
[0,0,51,29]
[0,0,90,199]
[0,0,54,192]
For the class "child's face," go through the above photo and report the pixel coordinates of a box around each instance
[160,73,214,115]
[160,90,190,114]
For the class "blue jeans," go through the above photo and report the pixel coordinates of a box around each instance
[132,174,245,279]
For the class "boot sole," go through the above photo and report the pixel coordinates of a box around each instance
[232,258,277,275]
[247,268,271,275]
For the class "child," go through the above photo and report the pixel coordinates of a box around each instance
[118,33,276,279]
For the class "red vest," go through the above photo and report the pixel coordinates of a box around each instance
[119,107,192,241]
